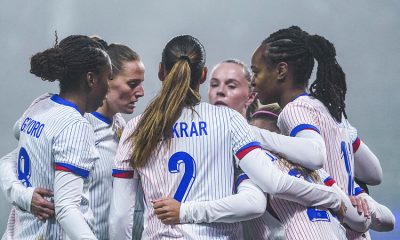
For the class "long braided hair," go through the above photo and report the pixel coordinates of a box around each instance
[261,26,347,122]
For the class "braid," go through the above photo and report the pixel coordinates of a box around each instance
[262,26,347,122]
[307,35,347,121]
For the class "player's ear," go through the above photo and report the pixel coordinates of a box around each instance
[86,72,95,89]
[276,62,288,82]
[199,67,208,85]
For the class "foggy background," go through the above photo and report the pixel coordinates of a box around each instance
[0,1,399,238]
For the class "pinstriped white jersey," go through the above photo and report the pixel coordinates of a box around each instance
[13,94,98,240]
[277,94,369,239]
[85,112,126,239]
[278,94,355,196]
[114,102,258,239]
[240,152,346,240]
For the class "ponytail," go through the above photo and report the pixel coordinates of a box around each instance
[307,35,347,122]
[130,59,200,168]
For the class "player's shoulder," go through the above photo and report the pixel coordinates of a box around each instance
[113,113,127,129]
[124,114,143,134]
[198,102,243,119]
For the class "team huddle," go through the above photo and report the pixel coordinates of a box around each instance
[0,26,395,240]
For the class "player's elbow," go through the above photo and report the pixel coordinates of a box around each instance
[372,206,396,232]
[55,202,78,222]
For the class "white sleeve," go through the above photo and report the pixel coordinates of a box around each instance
[237,148,340,211]
[179,180,266,223]
[359,193,395,232]
[54,171,97,240]
[331,184,372,232]
[251,126,326,170]
[109,177,138,240]
[354,141,383,185]
[0,148,34,212]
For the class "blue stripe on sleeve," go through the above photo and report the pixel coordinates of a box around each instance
[290,124,320,137]
[54,162,90,178]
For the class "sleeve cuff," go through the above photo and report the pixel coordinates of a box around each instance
[54,163,90,179]
[112,169,135,178]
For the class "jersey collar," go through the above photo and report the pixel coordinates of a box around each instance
[50,94,83,115]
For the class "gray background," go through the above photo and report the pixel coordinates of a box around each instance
[0,1,399,239]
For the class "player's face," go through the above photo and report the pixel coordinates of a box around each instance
[251,45,280,105]
[106,60,145,114]
[208,63,252,115]
[87,61,112,112]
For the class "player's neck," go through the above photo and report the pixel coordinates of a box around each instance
[96,100,116,119]
[59,92,87,114]
[279,88,307,108]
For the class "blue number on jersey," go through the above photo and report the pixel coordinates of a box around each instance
[168,152,196,202]
[288,168,330,222]
[18,147,32,187]
[341,141,354,195]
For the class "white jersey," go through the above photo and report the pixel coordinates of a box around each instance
[114,102,258,239]
[13,94,98,239]
[85,112,126,239]
[241,151,346,240]
[278,94,355,196]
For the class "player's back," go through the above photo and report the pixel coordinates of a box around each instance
[278,94,355,195]
[14,95,97,239]
[130,102,253,239]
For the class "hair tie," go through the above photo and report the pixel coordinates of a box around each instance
[179,55,191,64]
[251,110,279,119]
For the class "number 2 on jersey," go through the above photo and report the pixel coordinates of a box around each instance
[168,152,196,202]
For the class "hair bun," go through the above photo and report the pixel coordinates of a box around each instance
[30,47,66,82]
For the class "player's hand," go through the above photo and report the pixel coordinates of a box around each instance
[152,196,181,225]
[349,195,370,219]
[31,188,55,221]
[335,201,347,223]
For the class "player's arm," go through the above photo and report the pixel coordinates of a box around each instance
[53,121,98,239]
[237,147,342,212]
[251,126,326,170]
[109,175,138,239]
[230,110,341,212]
[358,192,395,232]
[54,171,97,239]
[153,177,266,224]
[353,139,382,185]
[109,118,140,239]
[0,148,34,212]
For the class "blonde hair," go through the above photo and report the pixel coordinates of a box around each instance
[129,35,205,168]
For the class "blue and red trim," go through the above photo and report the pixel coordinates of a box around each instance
[290,124,320,137]
[54,162,90,178]
[352,137,361,153]
[323,176,336,187]
[112,169,134,179]
[235,142,261,160]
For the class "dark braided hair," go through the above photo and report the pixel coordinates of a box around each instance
[30,35,110,93]
[261,26,347,122]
